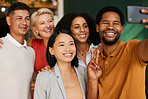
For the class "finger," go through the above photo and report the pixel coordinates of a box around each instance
[41,68,45,72]
[0,38,3,44]
[47,65,54,71]
[90,48,95,59]
[145,24,148,28]
[95,50,100,65]
[141,9,148,14]
[142,18,148,24]
[89,59,98,68]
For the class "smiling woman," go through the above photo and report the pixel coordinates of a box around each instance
[27,8,54,73]
[34,29,87,99]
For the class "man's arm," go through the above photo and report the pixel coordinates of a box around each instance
[138,9,148,62]
[87,79,99,99]
[141,9,148,28]
[87,49,102,99]
[138,39,148,62]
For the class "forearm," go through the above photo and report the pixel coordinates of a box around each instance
[138,39,148,62]
[87,79,98,99]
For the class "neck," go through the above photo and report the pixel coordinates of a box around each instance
[43,38,49,47]
[57,61,74,74]
[77,42,90,55]
[102,40,121,57]
[10,33,25,45]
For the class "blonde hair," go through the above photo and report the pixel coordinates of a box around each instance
[31,8,54,39]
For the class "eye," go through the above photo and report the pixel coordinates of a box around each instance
[17,17,22,20]
[26,17,30,21]
[83,24,88,28]
[48,20,53,23]
[102,22,109,25]
[40,22,44,25]
[113,22,120,25]
[70,42,74,45]
[59,44,64,46]
[74,26,79,29]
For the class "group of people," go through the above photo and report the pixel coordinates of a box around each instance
[0,2,148,99]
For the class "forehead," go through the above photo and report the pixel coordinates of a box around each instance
[11,10,30,17]
[55,33,74,43]
[72,16,86,24]
[36,13,52,21]
[101,12,120,21]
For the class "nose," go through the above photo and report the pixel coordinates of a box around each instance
[106,23,114,30]
[65,45,71,51]
[22,19,27,25]
[80,26,85,32]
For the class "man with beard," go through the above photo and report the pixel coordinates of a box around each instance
[0,2,35,99]
[87,6,148,99]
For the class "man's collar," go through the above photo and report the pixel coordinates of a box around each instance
[6,34,27,48]
[100,41,125,57]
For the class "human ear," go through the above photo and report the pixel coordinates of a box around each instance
[96,24,99,32]
[49,47,54,55]
[6,16,11,26]
[32,25,39,35]
[121,26,123,33]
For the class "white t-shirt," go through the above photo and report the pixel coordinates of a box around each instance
[0,34,35,99]
[78,43,99,68]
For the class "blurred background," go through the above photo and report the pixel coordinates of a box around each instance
[0,0,147,98]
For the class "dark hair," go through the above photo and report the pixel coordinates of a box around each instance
[46,29,78,68]
[54,12,101,45]
[7,2,30,16]
[96,6,124,26]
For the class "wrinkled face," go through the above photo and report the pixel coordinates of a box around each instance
[70,17,89,43]
[96,12,123,45]
[6,10,30,36]
[34,13,54,39]
[50,33,76,63]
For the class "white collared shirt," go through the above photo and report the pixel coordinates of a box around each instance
[6,33,27,47]
[0,34,35,99]
[78,43,100,68]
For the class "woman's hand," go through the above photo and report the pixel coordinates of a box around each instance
[0,38,3,48]
[38,65,54,73]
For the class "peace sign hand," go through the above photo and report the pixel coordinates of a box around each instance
[87,48,102,81]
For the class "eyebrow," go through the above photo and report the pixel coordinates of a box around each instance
[101,20,120,23]
[57,41,74,44]
[73,23,87,26]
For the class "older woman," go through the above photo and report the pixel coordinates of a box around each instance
[27,8,54,73]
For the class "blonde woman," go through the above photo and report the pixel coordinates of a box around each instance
[27,8,54,73]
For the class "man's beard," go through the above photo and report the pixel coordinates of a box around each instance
[101,30,120,46]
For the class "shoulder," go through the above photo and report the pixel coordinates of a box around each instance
[125,39,140,48]
[127,39,140,44]
[30,39,43,46]
[75,66,87,77]
[37,70,56,82]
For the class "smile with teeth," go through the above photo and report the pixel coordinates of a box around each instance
[45,30,52,33]
[105,32,116,37]
[63,53,73,57]
[20,27,27,31]
[79,34,86,38]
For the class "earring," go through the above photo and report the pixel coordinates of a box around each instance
[51,55,54,57]
[36,32,39,35]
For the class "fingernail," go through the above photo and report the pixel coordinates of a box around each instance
[142,19,147,23]
[141,9,145,12]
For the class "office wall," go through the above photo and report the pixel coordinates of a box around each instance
[64,0,148,98]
